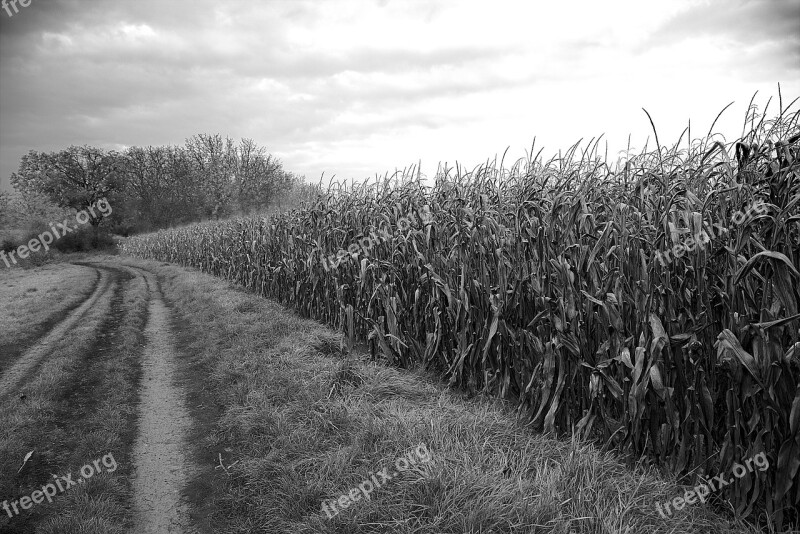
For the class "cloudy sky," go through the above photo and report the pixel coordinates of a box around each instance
[0,0,798,190]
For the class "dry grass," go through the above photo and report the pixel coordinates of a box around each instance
[0,263,96,371]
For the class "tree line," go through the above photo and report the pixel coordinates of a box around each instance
[5,134,306,237]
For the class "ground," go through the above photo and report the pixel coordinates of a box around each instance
[0,256,765,533]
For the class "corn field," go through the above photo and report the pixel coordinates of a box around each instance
[123,101,800,529]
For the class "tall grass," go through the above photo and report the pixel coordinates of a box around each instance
[123,98,800,530]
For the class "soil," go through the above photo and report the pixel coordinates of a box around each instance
[129,266,195,533]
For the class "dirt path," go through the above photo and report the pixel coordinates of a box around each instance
[0,267,113,397]
[129,265,194,533]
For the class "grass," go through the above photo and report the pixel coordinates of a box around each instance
[0,263,97,372]
[0,262,146,534]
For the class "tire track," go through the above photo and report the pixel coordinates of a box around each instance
[126,265,194,533]
[0,265,101,374]
[0,267,114,398]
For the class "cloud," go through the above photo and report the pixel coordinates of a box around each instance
[0,0,797,190]
[638,0,800,85]
[645,0,800,50]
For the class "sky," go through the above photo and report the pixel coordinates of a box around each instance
[0,0,798,191]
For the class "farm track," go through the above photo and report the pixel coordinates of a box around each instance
[73,260,195,532]
[0,266,114,398]
[1,259,196,532]
[118,263,194,534]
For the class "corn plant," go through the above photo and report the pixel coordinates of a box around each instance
[123,99,800,530]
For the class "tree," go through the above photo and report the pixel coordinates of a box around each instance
[185,134,235,220]
[121,145,201,230]
[184,135,294,218]
[0,190,10,230]
[11,146,121,223]
[235,137,293,214]
[11,145,123,244]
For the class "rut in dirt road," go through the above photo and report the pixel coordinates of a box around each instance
[129,265,195,534]
[0,267,113,398]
